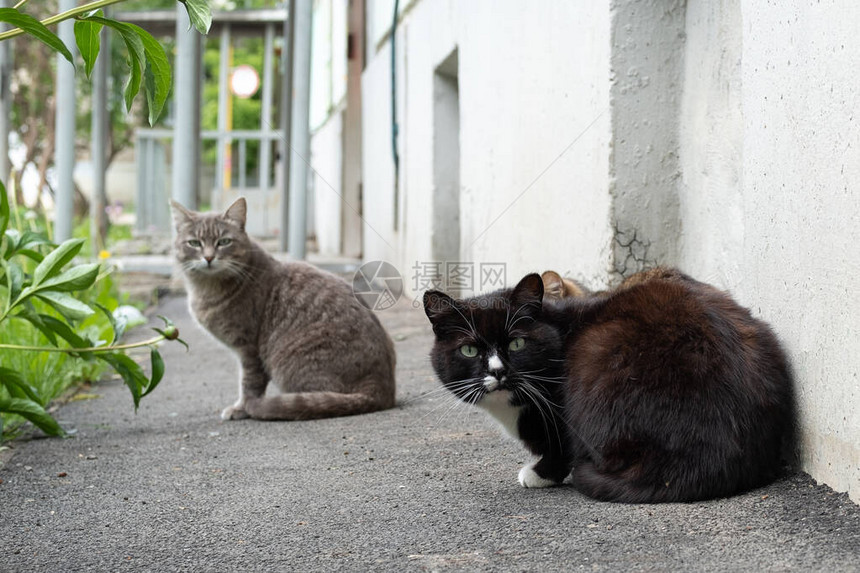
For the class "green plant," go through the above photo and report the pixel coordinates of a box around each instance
[0,184,187,437]
[0,1,207,438]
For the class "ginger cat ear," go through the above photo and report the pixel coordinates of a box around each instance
[541,271,566,301]
[541,270,590,300]
[223,197,247,230]
[169,199,194,226]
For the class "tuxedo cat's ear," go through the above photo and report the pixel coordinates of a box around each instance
[423,290,456,325]
[223,197,247,230]
[170,200,194,226]
[512,273,544,311]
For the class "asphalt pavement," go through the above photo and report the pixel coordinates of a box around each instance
[1,293,859,572]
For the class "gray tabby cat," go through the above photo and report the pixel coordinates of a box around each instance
[170,197,396,420]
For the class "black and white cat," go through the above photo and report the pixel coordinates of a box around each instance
[423,269,795,503]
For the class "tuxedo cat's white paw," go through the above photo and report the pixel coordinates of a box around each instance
[518,463,558,488]
[221,404,250,421]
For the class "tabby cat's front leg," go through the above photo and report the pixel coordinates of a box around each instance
[221,352,268,421]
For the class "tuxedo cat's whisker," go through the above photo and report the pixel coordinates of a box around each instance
[430,388,479,429]
[517,381,563,450]
[415,380,481,421]
[412,379,481,405]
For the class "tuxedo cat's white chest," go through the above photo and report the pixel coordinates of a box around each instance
[478,390,522,439]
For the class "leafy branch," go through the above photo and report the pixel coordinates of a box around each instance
[0,0,211,126]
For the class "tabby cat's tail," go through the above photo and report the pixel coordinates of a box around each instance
[244,388,394,421]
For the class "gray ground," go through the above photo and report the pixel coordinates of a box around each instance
[1,294,859,572]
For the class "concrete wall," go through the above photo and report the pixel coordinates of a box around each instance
[738,0,860,502]
[610,0,686,278]
[677,0,744,289]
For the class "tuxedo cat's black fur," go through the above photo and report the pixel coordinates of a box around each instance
[423,269,795,503]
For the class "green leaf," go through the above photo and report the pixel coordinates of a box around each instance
[12,306,58,346]
[141,347,164,398]
[81,16,144,113]
[40,315,92,350]
[0,367,42,404]
[95,302,125,345]
[39,262,100,293]
[74,15,103,78]
[32,238,84,286]
[179,0,212,34]
[140,29,171,125]
[15,248,45,263]
[16,230,52,252]
[5,259,24,301]
[0,8,74,66]
[35,290,95,322]
[0,180,8,237]
[0,397,64,436]
[97,352,145,410]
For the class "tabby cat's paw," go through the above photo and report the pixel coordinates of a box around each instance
[221,404,250,421]
[518,463,559,488]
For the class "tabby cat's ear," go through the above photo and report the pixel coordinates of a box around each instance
[224,197,247,230]
[423,290,456,325]
[169,200,194,226]
[511,273,544,311]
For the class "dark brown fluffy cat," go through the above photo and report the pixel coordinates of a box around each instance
[171,198,396,421]
[424,268,794,503]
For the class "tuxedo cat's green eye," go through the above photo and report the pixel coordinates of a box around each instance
[217,238,233,247]
[508,337,526,352]
[459,344,479,358]
[187,239,202,248]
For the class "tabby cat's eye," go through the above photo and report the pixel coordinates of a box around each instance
[187,239,202,248]
[508,337,526,352]
[459,344,479,358]
[217,238,233,247]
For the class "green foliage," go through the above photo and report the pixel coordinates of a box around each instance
[0,7,74,65]
[0,1,212,126]
[1,182,187,440]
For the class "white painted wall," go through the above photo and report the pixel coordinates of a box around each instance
[363,0,614,296]
[457,1,613,291]
[310,111,343,255]
[677,0,744,289]
[361,40,399,265]
[739,0,860,502]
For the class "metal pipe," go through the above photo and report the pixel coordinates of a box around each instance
[260,22,274,231]
[172,5,202,210]
[287,0,312,260]
[54,0,77,241]
[278,0,295,252]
